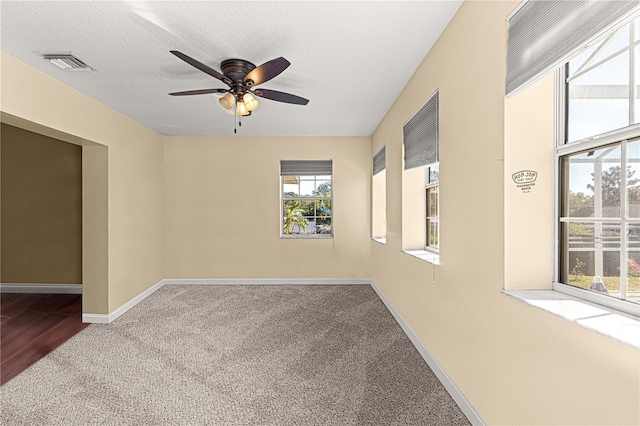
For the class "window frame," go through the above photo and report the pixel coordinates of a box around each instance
[425,165,439,252]
[553,20,640,315]
[372,146,387,243]
[280,173,333,239]
[401,89,440,262]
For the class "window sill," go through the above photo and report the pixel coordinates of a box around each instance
[402,249,440,265]
[280,234,333,239]
[372,238,386,245]
[502,290,640,350]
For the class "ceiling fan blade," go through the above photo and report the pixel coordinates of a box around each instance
[170,50,233,86]
[244,57,290,86]
[253,89,309,105]
[169,88,229,96]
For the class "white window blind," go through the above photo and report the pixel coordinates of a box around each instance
[373,146,386,175]
[403,91,439,171]
[280,160,332,176]
[506,0,639,97]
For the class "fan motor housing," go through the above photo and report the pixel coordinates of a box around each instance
[221,59,256,84]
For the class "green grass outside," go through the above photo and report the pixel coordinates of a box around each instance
[568,275,640,291]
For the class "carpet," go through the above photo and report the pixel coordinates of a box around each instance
[1,285,470,425]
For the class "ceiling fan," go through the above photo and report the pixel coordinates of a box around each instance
[168,50,309,118]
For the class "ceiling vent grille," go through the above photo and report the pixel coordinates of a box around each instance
[40,53,95,71]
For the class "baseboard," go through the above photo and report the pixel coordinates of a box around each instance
[82,278,367,323]
[369,280,485,426]
[163,278,371,285]
[81,313,110,324]
[0,283,82,294]
[82,279,164,324]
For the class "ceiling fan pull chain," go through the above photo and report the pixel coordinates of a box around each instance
[234,99,237,134]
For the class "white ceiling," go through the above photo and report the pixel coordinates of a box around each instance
[1,1,462,137]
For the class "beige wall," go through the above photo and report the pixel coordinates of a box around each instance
[1,123,82,284]
[402,166,426,250]
[504,73,555,289]
[1,52,164,314]
[164,136,371,279]
[370,1,639,425]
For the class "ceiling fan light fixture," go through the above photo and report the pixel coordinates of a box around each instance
[219,92,234,110]
[235,100,250,116]
[243,93,259,111]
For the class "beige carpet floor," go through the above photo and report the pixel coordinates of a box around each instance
[1,285,469,425]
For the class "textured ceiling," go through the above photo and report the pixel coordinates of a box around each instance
[1,1,462,137]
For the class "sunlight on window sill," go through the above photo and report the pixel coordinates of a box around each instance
[280,234,333,239]
[402,249,440,265]
[372,238,386,245]
[502,290,640,350]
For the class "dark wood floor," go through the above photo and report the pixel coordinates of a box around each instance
[1,293,89,385]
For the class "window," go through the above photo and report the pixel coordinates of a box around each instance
[426,165,439,250]
[372,146,386,242]
[506,0,638,96]
[402,90,439,258]
[565,15,640,142]
[557,14,640,313]
[281,160,332,238]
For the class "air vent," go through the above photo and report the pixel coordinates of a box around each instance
[39,53,95,71]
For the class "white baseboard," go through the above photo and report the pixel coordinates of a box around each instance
[81,313,111,324]
[163,278,371,285]
[82,278,367,324]
[369,280,485,426]
[0,283,82,294]
[82,279,164,324]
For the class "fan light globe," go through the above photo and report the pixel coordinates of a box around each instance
[219,93,234,110]
[235,101,250,116]
[243,93,259,111]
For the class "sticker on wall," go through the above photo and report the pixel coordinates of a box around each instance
[512,170,537,193]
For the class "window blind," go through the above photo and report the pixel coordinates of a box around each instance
[403,91,438,171]
[506,0,639,97]
[280,160,332,176]
[373,146,386,175]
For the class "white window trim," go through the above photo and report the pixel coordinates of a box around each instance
[425,174,439,253]
[502,289,639,349]
[553,65,640,317]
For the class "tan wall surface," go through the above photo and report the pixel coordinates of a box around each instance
[402,166,426,250]
[164,136,371,279]
[505,73,555,289]
[1,52,164,314]
[1,123,82,284]
[371,1,639,425]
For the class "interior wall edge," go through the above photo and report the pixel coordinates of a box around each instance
[0,111,103,148]
[83,279,164,324]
